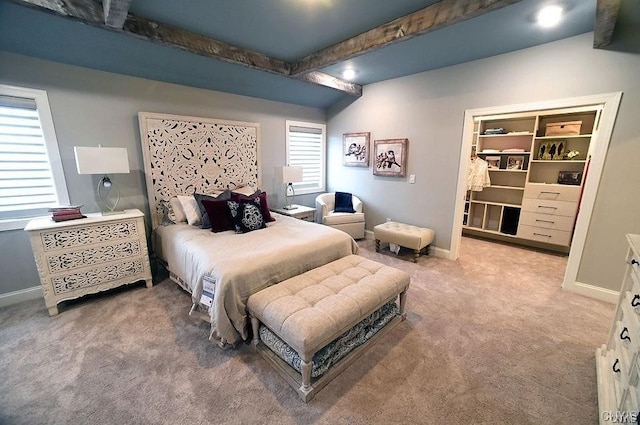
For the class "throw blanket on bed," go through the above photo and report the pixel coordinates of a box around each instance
[155,214,358,346]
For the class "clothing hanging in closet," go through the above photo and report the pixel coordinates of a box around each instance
[467,156,491,191]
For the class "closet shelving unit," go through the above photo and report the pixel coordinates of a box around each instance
[463,106,600,251]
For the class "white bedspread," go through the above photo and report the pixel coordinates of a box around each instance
[154,213,358,346]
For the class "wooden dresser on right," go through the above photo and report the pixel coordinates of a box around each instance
[596,234,640,424]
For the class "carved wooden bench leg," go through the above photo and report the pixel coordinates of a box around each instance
[375,239,380,252]
[300,355,314,400]
[413,249,420,263]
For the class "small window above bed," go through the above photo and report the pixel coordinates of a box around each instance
[286,120,326,195]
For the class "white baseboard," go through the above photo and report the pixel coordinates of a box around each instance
[364,230,451,259]
[563,280,618,304]
[0,286,43,308]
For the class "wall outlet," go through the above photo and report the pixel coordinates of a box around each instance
[409,174,416,184]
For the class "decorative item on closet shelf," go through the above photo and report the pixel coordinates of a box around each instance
[545,121,582,136]
[506,156,524,170]
[483,128,506,135]
[557,171,582,185]
[537,141,566,160]
[565,150,580,160]
[485,156,501,169]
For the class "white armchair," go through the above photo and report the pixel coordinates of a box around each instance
[315,192,365,239]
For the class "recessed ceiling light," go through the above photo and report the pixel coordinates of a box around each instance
[537,5,563,28]
[342,69,356,80]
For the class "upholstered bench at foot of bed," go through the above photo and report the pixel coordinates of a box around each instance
[374,221,435,263]
[247,254,410,402]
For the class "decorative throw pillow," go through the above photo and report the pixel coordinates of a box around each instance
[194,190,232,229]
[334,191,356,213]
[227,198,266,233]
[231,190,276,222]
[168,197,187,223]
[230,184,257,197]
[201,198,235,233]
[177,195,202,226]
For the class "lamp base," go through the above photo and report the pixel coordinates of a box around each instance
[101,210,125,216]
[283,205,298,210]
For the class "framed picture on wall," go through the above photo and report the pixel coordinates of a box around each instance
[373,138,408,177]
[343,132,370,167]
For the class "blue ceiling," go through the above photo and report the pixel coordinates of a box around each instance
[0,0,597,109]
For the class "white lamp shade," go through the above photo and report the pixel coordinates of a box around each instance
[278,166,303,183]
[74,146,130,175]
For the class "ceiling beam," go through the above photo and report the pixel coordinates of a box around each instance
[293,71,362,97]
[123,14,291,76]
[103,0,133,29]
[9,0,361,97]
[593,0,621,48]
[14,0,104,24]
[290,0,521,75]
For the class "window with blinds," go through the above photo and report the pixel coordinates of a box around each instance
[285,120,326,195]
[0,85,69,228]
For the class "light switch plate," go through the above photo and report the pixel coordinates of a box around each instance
[409,174,416,184]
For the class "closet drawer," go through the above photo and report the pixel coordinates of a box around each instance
[519,212,575,232]
[524,184,581,202]
[517,225,572,246]
[521,198,578,217]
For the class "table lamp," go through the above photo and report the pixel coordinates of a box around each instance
[74,146,130,215]
[278,166,303,210]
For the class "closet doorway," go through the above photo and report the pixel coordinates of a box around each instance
[451,92,622,303]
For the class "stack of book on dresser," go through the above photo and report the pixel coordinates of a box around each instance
[49,205,86,222]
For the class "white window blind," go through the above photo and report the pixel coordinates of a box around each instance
[0,85,69,228]
[286,120,326,194]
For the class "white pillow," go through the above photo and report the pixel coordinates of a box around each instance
[177,195,202,226]
[168,197,187,223]
[232,185,257,196]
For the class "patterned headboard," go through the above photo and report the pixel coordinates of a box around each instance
[138,112,261,229]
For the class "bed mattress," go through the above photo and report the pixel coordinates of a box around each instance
[154,213,358,346]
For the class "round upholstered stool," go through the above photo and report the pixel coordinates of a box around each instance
[373,221,435,262]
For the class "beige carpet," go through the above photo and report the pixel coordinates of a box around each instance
[0,236,614,424]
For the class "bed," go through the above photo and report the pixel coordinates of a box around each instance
[138,112,358,347]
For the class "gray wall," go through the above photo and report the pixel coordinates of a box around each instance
[0,51,324,294]
[327,32,640,292]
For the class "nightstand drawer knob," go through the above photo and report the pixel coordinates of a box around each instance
[613,359,621,373]
[620,327,631,342]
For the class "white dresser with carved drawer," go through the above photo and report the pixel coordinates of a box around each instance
[24,209,153,316]
[596,234,640,424]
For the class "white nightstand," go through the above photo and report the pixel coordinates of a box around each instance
[24,209,153,316]
[270,204,316,222]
